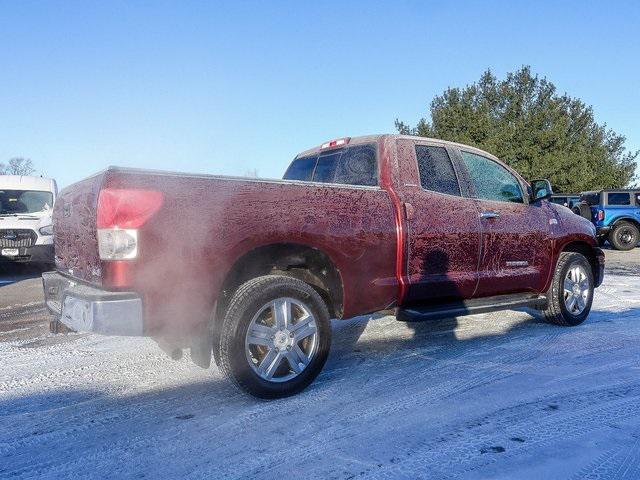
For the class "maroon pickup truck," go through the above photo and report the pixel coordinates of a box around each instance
[43,134,604,398]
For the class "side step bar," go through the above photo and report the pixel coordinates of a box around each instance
[396,293,548,322]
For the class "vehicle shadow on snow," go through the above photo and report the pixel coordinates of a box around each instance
[0,380,257,475]
[0,304,636,455]
[0,378,244,420]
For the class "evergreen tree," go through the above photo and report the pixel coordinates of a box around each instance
[396,67,637,191]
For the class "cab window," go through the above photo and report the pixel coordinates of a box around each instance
[284,144,378,186]
[283,155,316,181]
[460,151,524,203]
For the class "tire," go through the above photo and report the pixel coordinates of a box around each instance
[543,252,594,326]
[572,202,591,220]
[218,275,331,399]
[609,221,639,251]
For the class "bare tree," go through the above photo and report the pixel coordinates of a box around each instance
[0,158,35,176]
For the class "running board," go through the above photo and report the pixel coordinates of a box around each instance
[396,293,548,322]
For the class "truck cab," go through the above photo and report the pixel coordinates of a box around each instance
[0,175,57,266]
[574,190,640,250]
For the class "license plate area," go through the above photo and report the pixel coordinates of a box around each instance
[1,248,19,257]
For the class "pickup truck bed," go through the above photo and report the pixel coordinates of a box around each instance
[50,165,398,339]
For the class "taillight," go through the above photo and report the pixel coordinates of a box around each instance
[97,189,163,229]
[597,210,605,221]
[97,189,163,260]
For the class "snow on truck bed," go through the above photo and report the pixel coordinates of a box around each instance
[1,274,640,479]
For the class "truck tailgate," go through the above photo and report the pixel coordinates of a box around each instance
[53,173,104,285]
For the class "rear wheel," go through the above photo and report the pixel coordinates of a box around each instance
[218,275,331,399]
[609,222,639,251]
[543,252,594,326]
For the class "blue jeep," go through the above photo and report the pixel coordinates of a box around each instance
[573,190,640,250]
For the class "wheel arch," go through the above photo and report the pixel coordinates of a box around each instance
[610,216,640,230]
[558,240,601,286]
[217,242,344,321]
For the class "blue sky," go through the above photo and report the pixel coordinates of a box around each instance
[1,0,639,188]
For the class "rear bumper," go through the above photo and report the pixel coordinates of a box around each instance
[42,271,144,336]
[0,244,54,263]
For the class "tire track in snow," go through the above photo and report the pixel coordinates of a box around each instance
[572,431,640,480]
[355,383,640,479]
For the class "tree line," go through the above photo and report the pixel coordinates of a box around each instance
[396,66,637,192]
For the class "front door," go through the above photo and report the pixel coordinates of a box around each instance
[457,149,553,297]
[398,140,482,302]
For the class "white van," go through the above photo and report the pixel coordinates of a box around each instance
[0,175,57,266]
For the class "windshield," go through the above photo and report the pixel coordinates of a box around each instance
[0,189,54,215]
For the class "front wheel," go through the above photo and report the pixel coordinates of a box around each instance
[543,252,594,326]
[218,275,331,399]
[609,222,639,251]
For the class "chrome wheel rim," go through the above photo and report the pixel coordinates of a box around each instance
[618,228,634,245]
[563,264,591,315]
[244,297,318,383]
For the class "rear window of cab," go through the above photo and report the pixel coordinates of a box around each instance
[283,143,378,187]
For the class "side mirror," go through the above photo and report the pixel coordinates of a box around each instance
[530,179,553,202]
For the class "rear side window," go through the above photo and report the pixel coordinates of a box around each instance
[608,192,631,206]
[284,143,378,186]
[415,145,461,196]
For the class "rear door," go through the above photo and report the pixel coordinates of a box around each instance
[456,149,553,296]
[397,139,481,302]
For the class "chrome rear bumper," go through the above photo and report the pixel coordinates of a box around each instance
[42,271,143,336]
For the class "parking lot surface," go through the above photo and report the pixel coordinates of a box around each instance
[1,249,639,479]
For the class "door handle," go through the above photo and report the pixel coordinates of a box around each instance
[480,211,500,219]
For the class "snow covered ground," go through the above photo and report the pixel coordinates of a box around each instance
[1,273,640,479]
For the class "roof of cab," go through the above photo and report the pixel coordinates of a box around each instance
[0,175,57,193]
[295,134,501,163]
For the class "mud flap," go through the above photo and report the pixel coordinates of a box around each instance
[190,334,212,369]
